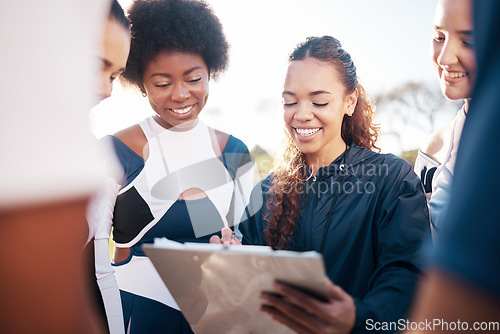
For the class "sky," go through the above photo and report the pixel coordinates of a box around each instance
[91,0,447,155]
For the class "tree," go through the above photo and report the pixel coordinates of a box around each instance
[374,81,462,153]
[250,145,273,182]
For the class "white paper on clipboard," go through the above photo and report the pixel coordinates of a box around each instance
[143,238,329,334]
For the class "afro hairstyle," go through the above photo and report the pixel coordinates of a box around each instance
[121,0,229,89]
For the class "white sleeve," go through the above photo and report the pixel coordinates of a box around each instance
[95,239,125,334]
[0,0,109,208]
[430,108,466,230]
[89,174,125,334]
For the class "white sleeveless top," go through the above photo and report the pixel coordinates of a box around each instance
[115,117,235,247]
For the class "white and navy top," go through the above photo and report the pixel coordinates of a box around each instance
[110,117,254,254]
[99,117,254,333]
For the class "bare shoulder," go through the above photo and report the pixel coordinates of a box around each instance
[210,128,230,154]
[114,124,148,159]
[421,120,454,163]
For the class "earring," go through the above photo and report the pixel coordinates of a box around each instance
[348,109,354,117]
[142,92,147,97]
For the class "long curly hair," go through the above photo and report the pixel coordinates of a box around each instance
[265,36,380,249]
[121,0,229,90]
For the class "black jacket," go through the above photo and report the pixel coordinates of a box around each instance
[239,145,431,333]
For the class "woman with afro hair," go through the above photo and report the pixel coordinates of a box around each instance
[96,0,254,332]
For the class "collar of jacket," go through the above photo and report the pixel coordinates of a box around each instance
[307,144,379,181]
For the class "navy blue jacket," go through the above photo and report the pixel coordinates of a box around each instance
[239,145,431,333]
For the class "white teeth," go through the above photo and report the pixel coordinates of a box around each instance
[295,128,321,136]
[444,71,466,79]
[171,106,192,115]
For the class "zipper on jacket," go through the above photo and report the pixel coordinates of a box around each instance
[304,177,318,251]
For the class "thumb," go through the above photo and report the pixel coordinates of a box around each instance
[221,227,233,245]
[327,279,349,301]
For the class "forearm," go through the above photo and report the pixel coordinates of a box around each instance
[406,268,500,334]
[95,238,125,334]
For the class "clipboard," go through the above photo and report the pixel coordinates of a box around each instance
[143,239,329,334]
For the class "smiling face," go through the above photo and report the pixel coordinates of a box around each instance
[142,51,209,129]
[432,0,476,102]
[283,58,357,167]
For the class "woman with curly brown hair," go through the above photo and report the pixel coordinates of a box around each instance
[236,36,431,334]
